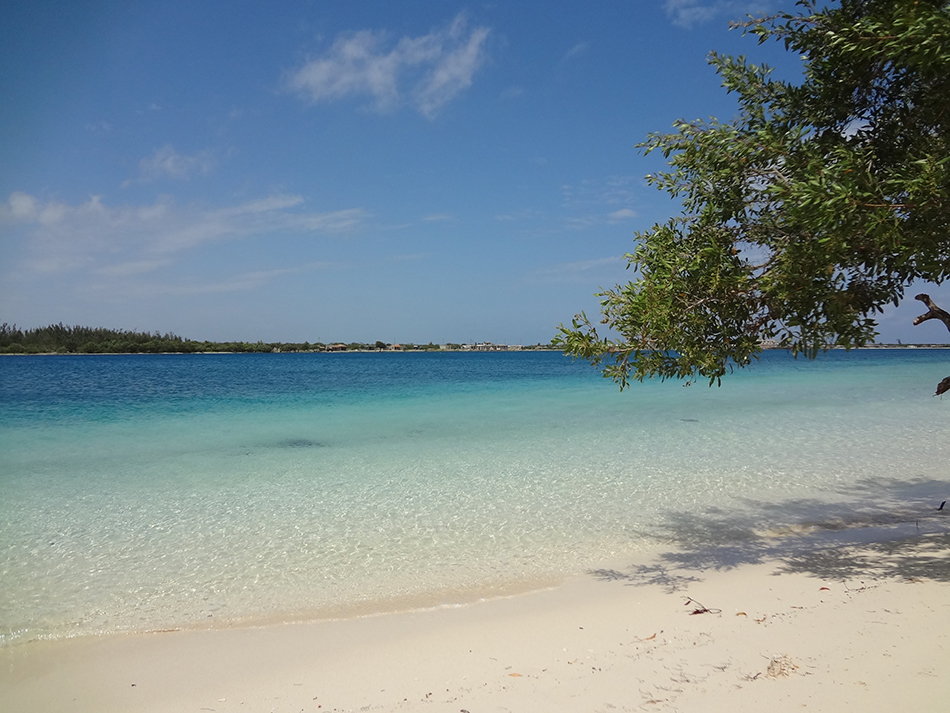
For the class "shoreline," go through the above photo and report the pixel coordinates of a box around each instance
[2,344,949,357]
[0,348,566,356]
[4,519,948,712]
[5,512,945,650]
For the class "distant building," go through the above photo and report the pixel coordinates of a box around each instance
[473,342,508,351]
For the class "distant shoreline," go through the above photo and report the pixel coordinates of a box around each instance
[0,347,565,356]
[2,344,949,357]
[4,324,948,356]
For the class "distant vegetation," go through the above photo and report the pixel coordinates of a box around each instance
[0,323,282,354]
[0,323,552,354]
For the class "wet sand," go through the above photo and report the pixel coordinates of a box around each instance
[3,523,949,712]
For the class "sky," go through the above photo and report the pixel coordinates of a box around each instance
[1,0,947,345]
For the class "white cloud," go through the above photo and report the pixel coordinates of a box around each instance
[2,191,367,276]
[422,213,453,222]
[125,144,215,185]
[607,208,637,223]
[7,191,39,219]
[663,0,778,29]
[415,24,490,118]
[286,13,490,118]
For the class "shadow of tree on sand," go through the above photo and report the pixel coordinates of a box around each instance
[589,477,950,590]
[588,563,701,593]
[776,531,950,582]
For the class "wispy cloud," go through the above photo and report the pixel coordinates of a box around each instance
[562,176,640,208]
[116,263,335,296]
[562,208,639,231]
[94,259,174,277]
[527,256,626,284]
[2,191,367,276]
[84,120,113,135]
[663,0,778,29]
[387,253,428,262]
[562,42,588,62]
[607,208,637,223]
[285,13,490,118]
[124,144,215,186]
[422,212,453,222]
[493,209,543,222]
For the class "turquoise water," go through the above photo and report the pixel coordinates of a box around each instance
[1,350,948,644]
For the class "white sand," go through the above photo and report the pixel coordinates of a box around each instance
[3,527,949,713]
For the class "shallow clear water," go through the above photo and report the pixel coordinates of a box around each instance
[1,350,948,644]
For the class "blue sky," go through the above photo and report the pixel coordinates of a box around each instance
[1,0,946,345]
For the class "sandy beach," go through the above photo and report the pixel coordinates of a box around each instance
[3,518,948,713]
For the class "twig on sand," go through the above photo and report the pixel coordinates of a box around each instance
[683,597,721,615]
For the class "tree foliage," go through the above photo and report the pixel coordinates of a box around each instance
[0,323,317,354]
[556,0,950,386]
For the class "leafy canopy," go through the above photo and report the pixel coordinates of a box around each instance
[555,0,950,386]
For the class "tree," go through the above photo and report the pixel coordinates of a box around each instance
[556,0,950,391]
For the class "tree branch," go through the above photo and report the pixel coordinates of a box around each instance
[913,294,950,332]
[913,294,950,396]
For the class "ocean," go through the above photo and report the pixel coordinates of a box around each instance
[1,349,948,645]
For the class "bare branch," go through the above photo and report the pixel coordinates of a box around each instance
[913,294,950,396]
[913,294,950,332]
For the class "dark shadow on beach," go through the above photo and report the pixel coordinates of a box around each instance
[590,477,950,590]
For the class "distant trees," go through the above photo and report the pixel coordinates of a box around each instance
[0,323,189,354]
[0,323,324,355]
[0,325,545,355]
